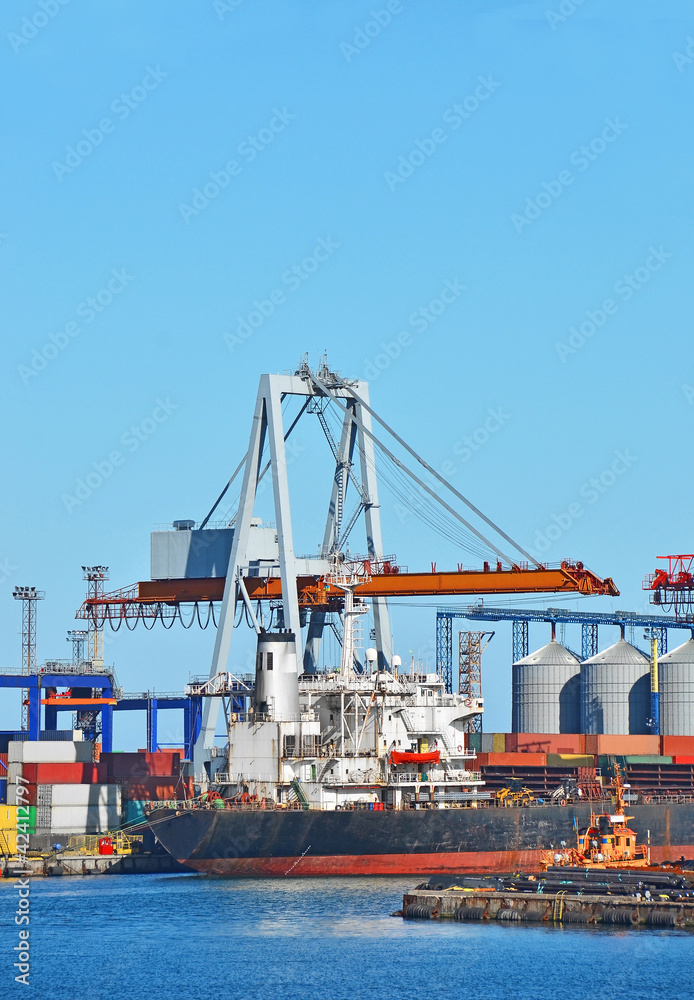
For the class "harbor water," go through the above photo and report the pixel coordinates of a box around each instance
[1,874,692,999]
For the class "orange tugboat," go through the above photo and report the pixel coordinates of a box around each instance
[541,765,650,870]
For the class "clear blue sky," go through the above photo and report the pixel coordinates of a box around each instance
[2,0,693,744]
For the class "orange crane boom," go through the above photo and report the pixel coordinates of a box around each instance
[80,560,617,621]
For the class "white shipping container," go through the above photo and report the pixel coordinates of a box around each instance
[50,784,121,808]
[10,741,93,764]
[7,783,27,805]
[50,804,120,834]
[7,762,22,784]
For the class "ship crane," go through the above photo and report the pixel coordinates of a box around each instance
[75,358,618,767]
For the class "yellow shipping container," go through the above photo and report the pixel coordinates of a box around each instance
[0,805,18,855]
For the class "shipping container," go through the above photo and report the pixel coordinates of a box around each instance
[673,755,694,765]
[7,782,36,806]
[0,778,6,804]
[545,754,594,768]
[9,741,93,764]
[624,755,673,765]
[100,751,182,779]
[49,804,120,834]
[584,734,660,756]
[661,735,694,756]
[477,752,547,767]
[121,777,192,802]
[21,762,108,784]
[467,732,482,752]
[49,784,121,807]
[506,733,582,754]
[123,800,149,824]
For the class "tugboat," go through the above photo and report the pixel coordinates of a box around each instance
[542,765,650,870]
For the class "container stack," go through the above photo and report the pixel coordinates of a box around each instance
[7,739,120,837]
[467,732,694,798]
[99,751,193,824]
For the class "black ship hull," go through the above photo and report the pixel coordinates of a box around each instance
[147,803,694,876]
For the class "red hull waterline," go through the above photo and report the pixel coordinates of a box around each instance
[180,845,691,877]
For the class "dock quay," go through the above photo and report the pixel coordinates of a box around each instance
[401,887,694,928]
[2,850,188,877]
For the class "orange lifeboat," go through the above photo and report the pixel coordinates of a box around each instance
[390,750,441,766]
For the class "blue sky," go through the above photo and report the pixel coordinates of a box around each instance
[1,0,693,744]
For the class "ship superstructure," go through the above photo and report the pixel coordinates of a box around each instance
[208,639,484,811]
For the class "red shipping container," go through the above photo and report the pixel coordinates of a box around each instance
[10,783,36,805]
[585,734,660,755]
[0,752,8,775]
[22,762,109,784]
[473,753,489,767]
[662,736,694,756]
[100,751,182,779]
[481,752,547,767]
[672,756,694,765]
[122,777,192,801]
[506,733,581,754]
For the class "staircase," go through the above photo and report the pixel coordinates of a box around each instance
[289,780,310,811]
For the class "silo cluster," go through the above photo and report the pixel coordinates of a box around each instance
[658,638,694,736]
[580,640,650,735]
[512,640,581,734]
[512,632,658,735]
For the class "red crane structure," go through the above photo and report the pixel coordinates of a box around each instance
[643,554,694,620]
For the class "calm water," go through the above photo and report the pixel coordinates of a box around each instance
[0,873,692,999]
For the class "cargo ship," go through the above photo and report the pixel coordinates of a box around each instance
[147,628,694,876]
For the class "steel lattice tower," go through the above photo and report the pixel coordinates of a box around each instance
[459,631,484,733]
[13,586,45,730]
[67,629,89,663]
[82,566,109,662]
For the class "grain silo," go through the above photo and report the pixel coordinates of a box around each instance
[580,638,650,735]
[512,639,581,733]
[658,638,694,736]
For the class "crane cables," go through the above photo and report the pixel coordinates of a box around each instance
[320,403,494,561]
[310,371,537,568]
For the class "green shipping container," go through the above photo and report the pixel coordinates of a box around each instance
[124,800,148,824]
[468,733,482,752]
[624,755,673,765]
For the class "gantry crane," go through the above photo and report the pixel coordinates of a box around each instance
[76,358,618,766]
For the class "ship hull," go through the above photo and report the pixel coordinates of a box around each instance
[148,803,694,877]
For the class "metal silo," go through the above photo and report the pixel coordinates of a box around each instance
[580,639,650,735]
[658,638,694,735]
[512,639,581,733]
